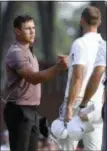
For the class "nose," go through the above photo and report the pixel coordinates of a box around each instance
[30,28,35,35]
[30,29,34,35]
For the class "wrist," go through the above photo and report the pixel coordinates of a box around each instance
[79,104,87,108]
[55,63,62,71]
[67,104,73,109]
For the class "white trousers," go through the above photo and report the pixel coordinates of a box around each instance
[58,123,103,150]
[58,100,103,151]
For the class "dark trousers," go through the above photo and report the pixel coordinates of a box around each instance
[4,102,39,151]
[101,102,107,151]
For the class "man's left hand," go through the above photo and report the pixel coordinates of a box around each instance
[78,110,88,121]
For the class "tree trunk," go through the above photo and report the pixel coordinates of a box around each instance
[37,1,55,63]
[0,1,23,134]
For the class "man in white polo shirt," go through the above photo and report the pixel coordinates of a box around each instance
[58,6,105,150]
[79,41,106,151]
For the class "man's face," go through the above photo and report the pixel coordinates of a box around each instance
[16,20,36,44]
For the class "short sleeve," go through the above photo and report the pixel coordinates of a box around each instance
[5,49,32,72]
[69,39,87,67]
[94,41,106,67]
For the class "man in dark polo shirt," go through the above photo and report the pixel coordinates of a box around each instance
[79,40,106,151]
[3,15,68,151]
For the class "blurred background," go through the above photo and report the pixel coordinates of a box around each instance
[0,1,106,150]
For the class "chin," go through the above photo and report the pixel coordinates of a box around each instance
[28,40,35,44]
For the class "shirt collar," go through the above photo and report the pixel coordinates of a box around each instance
[83,32,102,39]
[14,40,30,51]
[84,32,103,43]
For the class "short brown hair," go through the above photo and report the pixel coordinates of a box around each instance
[13,15,34,29]
[81,6,101,25]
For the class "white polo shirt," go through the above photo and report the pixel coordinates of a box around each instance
[65,32,105,103]
[94,41,106,67]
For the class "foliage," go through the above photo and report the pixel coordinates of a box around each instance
[53,2,89,55]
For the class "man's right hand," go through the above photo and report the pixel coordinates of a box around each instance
[65,105,74,122]
[57,55,68,70]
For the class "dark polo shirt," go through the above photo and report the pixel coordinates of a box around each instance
[5,42,41,105]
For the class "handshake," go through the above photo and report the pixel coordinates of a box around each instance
[56,55,69,71]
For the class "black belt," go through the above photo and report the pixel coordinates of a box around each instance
[7,101,38,110]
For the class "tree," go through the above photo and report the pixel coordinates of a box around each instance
[37,1,55,63]
[91,1,106,40]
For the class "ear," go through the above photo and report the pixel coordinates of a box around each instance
[80,18,84,27]
[15,28,21,35]
[80,17,86,26]
[98,19,101,27]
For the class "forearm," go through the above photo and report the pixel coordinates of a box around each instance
[18,55,68,85]
[81,83,98,106]
[26,64,62,85]
[65,64,84,121]
[81,67,105,106]
[34,65,62,84]
[68,78,82,106]
[67,65,84,107]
